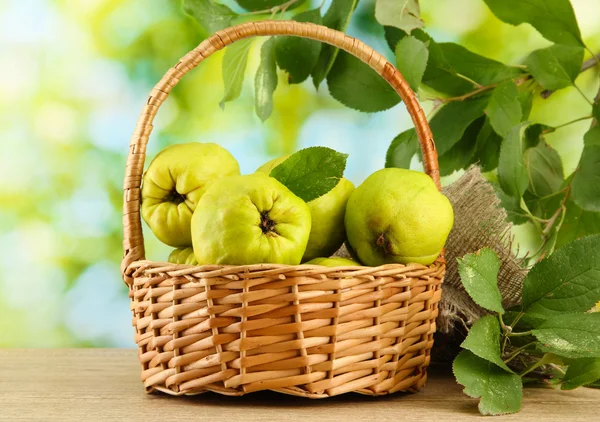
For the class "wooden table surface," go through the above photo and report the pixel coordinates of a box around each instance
[1,349,598,421]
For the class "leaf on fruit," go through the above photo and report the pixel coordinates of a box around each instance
[385,129,419,169]
[270,146,348,202]
[183,0,238,34]
[533,313,600,358]
[524,141,564,198]
[235,0,304,11]
[327,51,400,112]
[522,234,600,319]
[524,45,584,91]
[498,124,528,198]
[395,35,429,92]
[571,126,600,212]
[561,358,600,390]
[556,200,600,249]
[255,39,278,122]
[375,0,423,34]
[485,80,523,138]
[430,95,490,155]
[220,38,253,109]
[462,316,512,371]
[473,118,502,172]
[275,8,322,84]
[311,0,358,88]
[482,0,584,47]
[457,248,504,314]
[453,350,522,416]
[438,117,484,176]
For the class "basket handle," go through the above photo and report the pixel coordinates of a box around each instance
[121,20,441,280]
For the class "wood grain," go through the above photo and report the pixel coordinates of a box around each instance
[0,349,598,421]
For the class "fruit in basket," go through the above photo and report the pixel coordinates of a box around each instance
[168,247,198,265]
[141,143,240,247]
[257,156,354,261]
[305,257,361,267]
[191,173,311,265]
[345,168,453,266]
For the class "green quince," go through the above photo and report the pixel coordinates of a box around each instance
[191,173,311,265]
[141,142,240,247]
[257,156,354,262]
[305,257,361,267]
[168,247,198,265]
[345,168,454,266]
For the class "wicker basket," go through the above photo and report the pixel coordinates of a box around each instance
[122,20,446,398]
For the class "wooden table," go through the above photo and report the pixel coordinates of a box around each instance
[1,349,598,421]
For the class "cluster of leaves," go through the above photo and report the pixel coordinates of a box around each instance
[454,234,600,415]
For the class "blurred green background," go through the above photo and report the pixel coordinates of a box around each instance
[1,0,599,347]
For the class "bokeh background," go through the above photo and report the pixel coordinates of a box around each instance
[2,0,599,347]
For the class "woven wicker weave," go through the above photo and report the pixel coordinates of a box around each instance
[122,20,446,398]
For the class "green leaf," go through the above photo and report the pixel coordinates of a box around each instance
[557,201,600,249]
[524,123,551,149]
[270,146,348,202]
[375,0,423,34]
[518,85,534,120]
[275,9,322,84]
[485,80,523,137]
[524,141,564,198]
[457,248,504,314]
[561,358,600,390]
[453,350,522,415]
[430,95,489,155]
[438,43,522,87]
[462,316,511,372]
[498,124,528,198]
[524,45,584,90]
[533,313,600,358]
[438,117,484,176]
[327,51,400,112]
[571,126,600,212]
[522,234,600,318]
[235,0,303,11]
[220,38,253,109]
[593,103,600,121]
[311,0,358,88]
[255,39,278,122]
[395,36,429,92]
[473,118,502,172]
[493,184,529,225]
[183,0,238,34]
[385,129,419,169]
[384,26,404,51]
[482,0,583,47]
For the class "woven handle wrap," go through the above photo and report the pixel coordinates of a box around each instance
[122,20,440,278]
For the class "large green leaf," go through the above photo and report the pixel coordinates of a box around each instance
[524,45,584,90]
[183,0,238,34]
[235,0,304,11]
[557,201,600,249]
[485,80,523,138]
[275,9,322,84]
[270,147,348,202]
[498,124,528,198]
[311,0,358,88]
[385,129,419,169]
[462,316,511,371]
[429,95,490,155]
[494,184,529,225]
[533,313,600,358]
[524,141,564,198]
[395,35,429,92]
[438,117,484,176]
[482,0,584,47]
[522,234,600,318]
[375,0,423,34]
[571,127,600,212]
[457,248,504,314]
[327,51,400,112]
[220,39,253,109]
[523,123,551,149]
[561,358,600,390]
[255,39,278,122]
[473,118,502,172]
[453,350,522,415]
